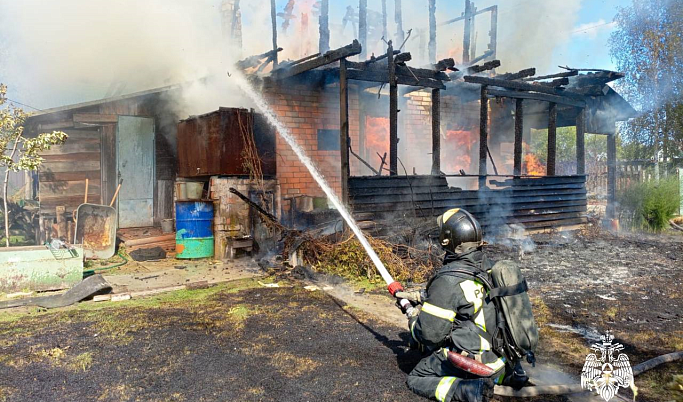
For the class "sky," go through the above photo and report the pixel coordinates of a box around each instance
[550,0,624,71]
[0,0,627,111]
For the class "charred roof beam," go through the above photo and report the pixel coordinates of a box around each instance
[487,89,586,108]
[464,75,585,100]
[272,40,362,80]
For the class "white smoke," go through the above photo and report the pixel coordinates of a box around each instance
[0,0,582,121]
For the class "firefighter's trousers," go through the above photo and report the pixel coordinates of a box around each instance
[406,348,505,402]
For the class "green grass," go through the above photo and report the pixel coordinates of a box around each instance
[0,277,264,325]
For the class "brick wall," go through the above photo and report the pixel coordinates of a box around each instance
[263,83,498,208]
[263,83,360,205]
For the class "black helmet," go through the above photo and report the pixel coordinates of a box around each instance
[437,208,483,253]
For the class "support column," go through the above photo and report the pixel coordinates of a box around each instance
[358,90,367,171]
[359,0,367,60]
[319,0,330,53]
[547,102,557,176]
[428,0,436,63]
[576,108,586,175]
[489,5,498,59]
[478,85,488,189]
[388,41,398,176]
[395,0,404,45]
[270,0,278,67]
[679,168,683,216]
[339,59,350,204]
[513,98,523,176]
[381,0,388,45]
[462,0,472,64]
[431,88,441,175]
[606,126,617,221]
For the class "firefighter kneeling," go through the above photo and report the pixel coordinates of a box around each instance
[397,208,537,402]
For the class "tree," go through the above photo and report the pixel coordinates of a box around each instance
[0,84,67,246]
[609,0,683,175]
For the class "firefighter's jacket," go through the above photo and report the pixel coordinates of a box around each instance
[409,248,506,372]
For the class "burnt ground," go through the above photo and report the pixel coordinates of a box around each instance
[0,229,681,402]
[0,280,428,402]
[487,227,683,401]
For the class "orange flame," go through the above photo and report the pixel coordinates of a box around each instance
[522,143,545,175]
[442,130,475,173]
[364,116,390,171]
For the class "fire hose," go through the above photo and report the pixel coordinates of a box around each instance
[494,351,683,397]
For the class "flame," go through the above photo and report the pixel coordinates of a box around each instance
[523,143,545,175]
[364,116,389,172]
[441,129,475,173]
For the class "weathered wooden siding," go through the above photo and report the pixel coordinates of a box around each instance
[29,89,181,227]
[39,129,102,215]
[349,175,587,231]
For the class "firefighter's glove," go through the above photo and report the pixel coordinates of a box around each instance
[395,290,425,305]
[408,303,422,318]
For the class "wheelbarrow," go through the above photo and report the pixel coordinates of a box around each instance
[73,180,121,259]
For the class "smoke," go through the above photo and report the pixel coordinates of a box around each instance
[0,0,583,111]
[0,0,255,115]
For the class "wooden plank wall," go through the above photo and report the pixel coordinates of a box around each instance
[39,129,102,215]
[349,175,587,232]
[31,91,181,226]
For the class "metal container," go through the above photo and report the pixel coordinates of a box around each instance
[74,203,117,259]
[175,201,214,259]
[185,182,204,199]
[0,245,84,292]
[161,218,174,233]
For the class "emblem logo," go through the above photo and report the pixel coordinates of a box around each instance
[581,331,634,401]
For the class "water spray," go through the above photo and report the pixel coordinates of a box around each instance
[230,71,412,314]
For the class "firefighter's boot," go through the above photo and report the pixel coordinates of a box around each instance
[450,378,495,402]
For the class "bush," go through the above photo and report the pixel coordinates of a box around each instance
[618,176,680,232]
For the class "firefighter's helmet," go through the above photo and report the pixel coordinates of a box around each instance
[437,208,483,253]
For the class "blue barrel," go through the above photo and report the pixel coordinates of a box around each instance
[175,201,214,259]
[175,201,213,238]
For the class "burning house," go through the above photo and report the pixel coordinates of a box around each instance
[22,0,636,258]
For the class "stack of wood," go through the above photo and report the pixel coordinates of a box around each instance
[117,227,175,254]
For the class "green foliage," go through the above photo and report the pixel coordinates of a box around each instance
[618,177,680,231]
[609,0,683,161]
[0,84,68,172]
[529,127,611,163]
[1,84,67,246]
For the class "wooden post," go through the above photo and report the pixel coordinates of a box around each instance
[56,206,67,240]
[381,0,388,44]
[678,168,683,216]
[428,0,436,63]
[319,0,330,53]
[513,98,523,176]
[340,58,350,204]
[394,0,404,46]
[388,41,398,175]
[431,88,441,175]
[270,0,278,67]
[489,5,498,59]
[359,0,367,60]
[469,4,477,62]
[478,85,488,189]
[606,126,617,221]
[576,108,586,175]
[547,102,557,176]
[358,89,367,172]
[462,0,472,64]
